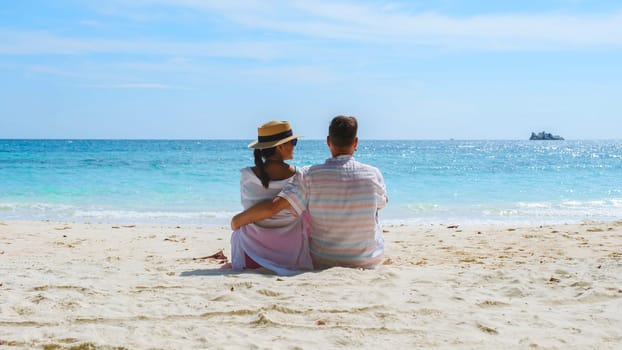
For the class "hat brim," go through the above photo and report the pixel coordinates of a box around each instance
[248,135,302,149]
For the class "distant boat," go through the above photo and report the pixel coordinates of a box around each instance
[530,131,564,140]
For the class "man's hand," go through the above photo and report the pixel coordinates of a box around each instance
[230,197,292,231]
[230,212,246,231]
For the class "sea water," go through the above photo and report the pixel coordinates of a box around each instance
[1,139,621,225]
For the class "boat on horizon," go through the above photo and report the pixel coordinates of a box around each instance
[530,131,564,140]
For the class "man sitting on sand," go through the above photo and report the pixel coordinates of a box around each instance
[231,116,388,269]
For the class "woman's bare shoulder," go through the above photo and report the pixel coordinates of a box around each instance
[265,163,296,181]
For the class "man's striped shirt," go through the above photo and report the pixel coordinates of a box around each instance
[278,155,388,268]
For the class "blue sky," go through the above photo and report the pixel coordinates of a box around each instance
[1,0,621,140]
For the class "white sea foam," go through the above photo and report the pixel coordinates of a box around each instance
[0,202,236,225]
[74,209,231,219]
[383,198,622,226]
[4,197,622,226]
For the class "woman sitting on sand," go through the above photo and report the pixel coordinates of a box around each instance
[227,120,313,275]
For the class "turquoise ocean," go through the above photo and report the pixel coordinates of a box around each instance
[1,139,621,226]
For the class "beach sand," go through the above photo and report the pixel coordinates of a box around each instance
[1,220,621,349]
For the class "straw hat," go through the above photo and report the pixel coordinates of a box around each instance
[248,121,302,149]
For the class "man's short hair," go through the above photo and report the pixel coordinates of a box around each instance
[329,116,358,148]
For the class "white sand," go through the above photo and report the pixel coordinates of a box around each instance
[1,220,621,349]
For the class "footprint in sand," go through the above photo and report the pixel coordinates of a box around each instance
[477,300,510,307]
[504,287,527,298]
[477,323,499,335]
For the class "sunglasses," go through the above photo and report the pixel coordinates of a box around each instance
[290,138,298,146]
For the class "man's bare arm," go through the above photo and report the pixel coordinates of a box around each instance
[230,196,292,230]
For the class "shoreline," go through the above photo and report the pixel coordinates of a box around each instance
[3,210,621,228]
[1,220,621,349]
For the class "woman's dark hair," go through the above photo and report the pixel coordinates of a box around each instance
[254,147,276,188]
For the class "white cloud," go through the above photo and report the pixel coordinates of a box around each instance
[243,3,622,50]
[242,65,338,84]
[138,1,622,50]
[108,83,172,89]
[2,1,622,59]
[0,29,285,59]
[87,82,192,90]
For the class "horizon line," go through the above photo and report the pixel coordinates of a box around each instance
[3,137,619,141]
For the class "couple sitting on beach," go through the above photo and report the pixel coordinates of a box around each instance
[228,116,388,275]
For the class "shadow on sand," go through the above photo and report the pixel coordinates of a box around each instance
[180,267,277,277]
